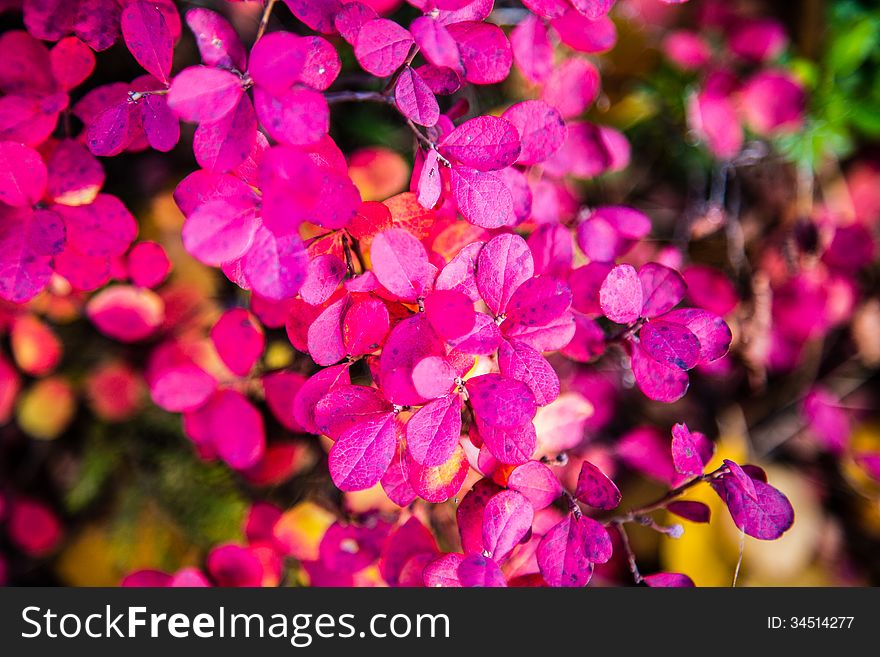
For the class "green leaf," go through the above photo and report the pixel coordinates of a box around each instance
[827,16,879,76]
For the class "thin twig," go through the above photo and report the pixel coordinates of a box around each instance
[732,529,745,587]
[255,0,277,43]
[325,90,392,105]
[614,522,642,584]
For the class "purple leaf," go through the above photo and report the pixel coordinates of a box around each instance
[577,206,651,262]
[394,66,439,127]
[639,262,686,317]
[502,100,567,165]
[666,501,711,524]
[801,387,851,455]
[507,461,562,510]
[45,139,104,206]
[441,116,521,171]
[451,167,514,229]
[167,66,243,123]
[468,373,536,429]
[630,342,690,403]
[711,476,794,540]
[671,423,704,477]
[282,0,342,36]
[406,393,463,467]
[476,417,537,466]
[574,460,621,509]
[141,94,180,153]
[354,18,414,77]
[0,207,57,302]
[334,2,377,45]
[381,442,418,507]
[86,101,135,157]
[299,36,341,90]
[537,513,607,587]
[446,311,502,356]
[423,553,464,587]
[497,339,560,406]
[661,308,732,363]
[457,554,507,587]
[505,276,572,329]
[640,320,700,371]
[378,314,445,406]
[723,459,759,502]
[457,479,503,553]
[314,384,391,440]
[121,1,174,85]
[482,490,534,562]
[185,8,246,72]
[477,233,534,315]
[328,412,398,491]
[417,148,442,208]
[0,141,47,207]
[599,264,642,324]
[643,572,695,587]
[57,194,137,257]
[253,85,329,147]
[503,308,575,352]
[293,364,351,434]
[370,228,434,302]
[193,94,257,172]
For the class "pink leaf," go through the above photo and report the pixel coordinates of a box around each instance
[142,94,180,152]
[417,148,442,208]
[640,320,700,371]
[0,141,47,207]
[342,298,390,356]
[671,423,704,477]
[662,308,732,363]
[457,554,507,587]
[476,417,536,466]
[639,262,686,317]
[240,226,308,300]
[185,389,265,470]
[542,58,601,118]
[58,194,137,257]
[447,311,502,356]
[50,36,95,91]
[599,264,642,324]
[86,101,135,157]
[423,553,464,587]
[476,233,534,315]
[210,308,264,377]
[408,443,469,503]
[86,285,163,343]
[354,18,414,77]
[451,167,514,229]
[293,363,351,433]
[381,442,418,507]
[0,207,57,302]
[394,66,439,127]
[282,0,342,35]
[181,197,258,266]
[723,459,759,501]
[505,276,572,330]
[370,228,434,302]
[468,373,537,428]
[121,1,174,85]
[574,460,621,509]
[502,100,567,165]
[507,461,562,510]
[441,116,521,171]
[406,393,462,466]
[424,289,475,340]
[378,314,445,406]
[482,489,534,563]
[307,296,348,366]
[411,356,457,399]
[410,16,460,70]
[300,254,346,305]
[537,513,606,587]
[167,66,243,123]
[446,21,511,85]
[510,14,553,84]
[630,342,690,403]
[193,94,256,172]
[299,36,341,91]
[498,339,559,406]
[314,384,391,440]
[127,241,170,288]
[328,412,398,491]
[334,2,377,44]
[571,0,615,20]
[185,8,246,72]
[551,10,617,54]
[666,501,711,524]
[643,572,695,587]
[711,475,794,540]
[248,31,307,92]
[436,241,483,301]
[253,85,329,147]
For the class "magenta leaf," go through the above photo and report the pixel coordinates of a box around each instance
[451,167,514,229]
[334,2,377,44]
[328,412,398,491]
[424,289,475,340]
[631,342,690,403]
[282,0,342,36]
[370,228,434,302]
[395,66,439,127]
[423,553,464,588]
[300,254,346,306]
[240,226,308,300]
[127,241,170,288]
[577,206,651,263]
[511,14,553,84]
[0,207,57,302]
[417,148,442,209]
[723,459,759,502]
[643,572,695,587]
[447,311,502,356]
[86,102,135,157]
[468,373,537,429]
[711,475,794,540]
[477,233,534,315]
[666,501,711,524]
[410,16,460,70]
[121,1,174,85]
[141,94,179,152]
[408,444,469,503]
[193,94,257,172]
[406,393,462,466]
[476,417,537,465]
[482,490,534,562]
[574,460,621,509]
[662,308,732,363]
[537,513,606,587]
[802,387,851,454]
[441,116,521,171]
[670,423,704,478]
[411,356,456,399]
[497,339,559,406]
[299,36,341,90]
[599,264,642,324]
[314,384,391,440]
[307,296,348,366]
[50,36,95,91]
[210,308,264,377]
[381,442,418,507]
[185,8,246,72]
[58,194,137,257]
[181,196,258,266]
[167,66,243,123]
[639,262,686,318]
[354,18,414,77]
[507,461,562,510]
[185,389,266,470]
[292,363,351,434]
[378,314,445,406]
[446,21,511,85]
[248,31,307,92]
[0,141,47,207]
[505,276,573,329]
[502,100,567,165]
[342,298,390,357]
[640,320,700,371]
[253,85,329,147]
[457,479,503,553]
[436,241,483,301]
[457,554,507,587]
